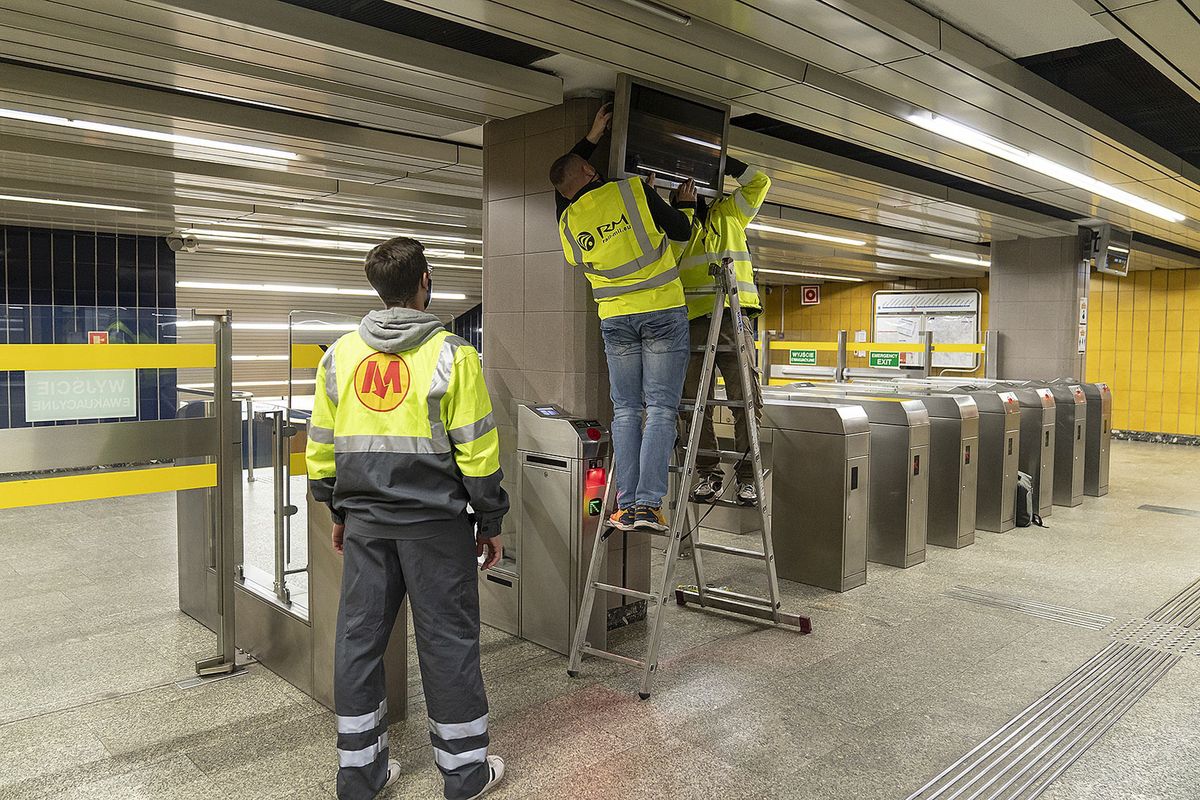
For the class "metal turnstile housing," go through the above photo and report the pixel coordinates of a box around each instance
[1080,382,1112,497]
[777,391,930,569]
[1008,387,1056,519]
[1047,384,1087,507]
[761,399,871,592]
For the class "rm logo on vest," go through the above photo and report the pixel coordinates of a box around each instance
[577,231,596,251]
[597,213,631,243]
[353,352,411,412]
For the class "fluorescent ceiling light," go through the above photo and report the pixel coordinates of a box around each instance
[0,107,298,160]
[1108,245,1130,254]
[747,223,867,247]
[930,253,991,267]
[907,112,1187,224]
[177,280,467,301]
[0,193,146,213]
[208,246,482,270]
[756,268,864,283]
[425,250,482,260]
[328,225,482,245]
[428,262,483,272]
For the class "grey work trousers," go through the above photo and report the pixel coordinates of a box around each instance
[680,312,763,483]
[335,525,489,800]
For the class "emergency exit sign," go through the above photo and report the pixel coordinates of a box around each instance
[869,351,899,368]
[789,349,817,365]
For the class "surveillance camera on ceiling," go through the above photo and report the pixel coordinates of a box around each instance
[166,230,199,253]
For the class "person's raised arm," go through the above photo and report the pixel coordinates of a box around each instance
[721,155,771,226]
[554,103,613,218]
[644,177,695,243]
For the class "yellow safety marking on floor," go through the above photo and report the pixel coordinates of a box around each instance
[0,344,216,371]
[767,340,842,351]
[0,463,217,510]
[933,343,986,353]
[290,344,326,369]
[289,451,307,476]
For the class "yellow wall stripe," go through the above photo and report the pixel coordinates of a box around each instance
[0,463,217,510]
[0,344,216,371]
[290,344,326,370]
[289,451,308,476]
[933,343,986,354]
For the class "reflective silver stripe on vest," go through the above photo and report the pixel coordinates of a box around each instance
[433,745,488,771]
[308,424,334,444]
[617,179,654,257]
[338,731,388,768]
[449,413,496,446]
[561,216,586,268]
[591,266,681,299]
[334,434,450,455]
[685,281,760,298]
[577,238,668,279]
[734,191,761,220]
[338,699,387,734]
[322,341,339,404]
[679,250,752,270]
[428,713,489,740]
[427,335,465,451]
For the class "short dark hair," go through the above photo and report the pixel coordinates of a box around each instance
[549,153,586,193]
[364,236,428,306]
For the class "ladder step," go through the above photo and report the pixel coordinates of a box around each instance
[690,497,760,511]
[683,447,748,460]
[601,521,669,537]
[592,582,656,602]
[694,542,768,560]
[689,346,738,353]
[580,645,647,670]
[704,586,775,608]
[675,588,813,632]
[681,399,751,409]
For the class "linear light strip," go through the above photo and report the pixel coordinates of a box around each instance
[0,107,298,160]
[0,194,146,213]
[907,112,1187,224]
[207,247,482,270]
[756,268,864,282]
[176,280,468,301]
[930,253,991,267]
[747,222,867,247]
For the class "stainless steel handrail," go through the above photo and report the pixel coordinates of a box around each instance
[179,387,257,481]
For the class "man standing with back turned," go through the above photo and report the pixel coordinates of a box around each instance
[307,237,509,800]
[676,155,771,506]
[550,103,696,533]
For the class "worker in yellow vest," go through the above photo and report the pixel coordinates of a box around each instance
[675,155,771,506]
[550,103,696,533]
[307,237,508,800]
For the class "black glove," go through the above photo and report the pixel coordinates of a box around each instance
[724,155,749,178]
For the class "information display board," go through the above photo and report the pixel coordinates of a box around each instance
[872,290,981,370]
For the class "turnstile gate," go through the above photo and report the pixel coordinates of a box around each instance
[1079,382,1112,497]
[1047,384,1087,508]
[1008,387,1056,520]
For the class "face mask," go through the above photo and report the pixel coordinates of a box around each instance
[423,272,433,311]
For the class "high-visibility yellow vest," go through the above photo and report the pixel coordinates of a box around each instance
[306,328,506,537]
[559,178,686,319]
[678,169,771,320]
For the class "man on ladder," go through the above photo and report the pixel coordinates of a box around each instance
[675,155,771,507]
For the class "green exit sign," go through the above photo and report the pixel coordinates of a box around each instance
[789,349,817,366]
[869,351,899,368]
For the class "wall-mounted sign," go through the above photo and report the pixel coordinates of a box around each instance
[1078,297,1088,325]
[25,369,138,422]
[88,331,109,344]
[869,351,900,368]
[800,285,821,305]
[789,349,817,366]
[1078,325,1087,354]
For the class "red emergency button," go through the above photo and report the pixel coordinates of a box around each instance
[586,427,601,441]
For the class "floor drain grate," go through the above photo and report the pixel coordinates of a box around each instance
[906,643,1178,800]
[1148,577,1200,627]
[1109,618,1200,656]
[947,586,1115,630]
[1137,504,1200,518]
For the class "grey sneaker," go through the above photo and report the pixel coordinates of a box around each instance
[690,475,723,502]
[382,759,402,790]
[465,755,506,800]
[735,481,758,506]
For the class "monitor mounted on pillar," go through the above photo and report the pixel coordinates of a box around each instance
[609,73,730,198]
[1084,223,1132,277]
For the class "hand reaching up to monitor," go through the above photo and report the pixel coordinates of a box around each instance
[675,178,697,204]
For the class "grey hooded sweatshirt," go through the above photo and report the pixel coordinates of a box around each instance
[309,307,509,540]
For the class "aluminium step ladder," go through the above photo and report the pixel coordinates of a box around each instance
[566,259,812,699]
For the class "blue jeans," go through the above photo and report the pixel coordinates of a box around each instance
[600,307,690,509]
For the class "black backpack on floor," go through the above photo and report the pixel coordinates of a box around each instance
[1015,471,1045,528]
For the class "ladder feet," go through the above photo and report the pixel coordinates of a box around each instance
[638,692,651,701]
[567,669,580,678]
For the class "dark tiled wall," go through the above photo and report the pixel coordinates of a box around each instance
[453,303,483,352]
[0,225,177,428]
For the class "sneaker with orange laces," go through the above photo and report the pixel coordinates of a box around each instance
[608,507,636,531]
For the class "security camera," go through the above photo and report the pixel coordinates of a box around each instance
[166,230,199,253]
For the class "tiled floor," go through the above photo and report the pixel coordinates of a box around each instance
[1,440,1198,799]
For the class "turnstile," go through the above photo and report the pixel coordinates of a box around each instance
[778,390,930,569]
[1008,387,1056,520]
[786,383,977,549]
[481,404,628,656]
[1047,384,1087,507]
[761,399,871,592]
[1078,382,1112,497]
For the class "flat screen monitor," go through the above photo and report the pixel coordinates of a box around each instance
[609,74,730,198]
[1087,224,1132,277]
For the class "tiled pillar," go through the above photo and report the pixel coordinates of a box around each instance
[482,101,646,623]
[989,235,1089,380]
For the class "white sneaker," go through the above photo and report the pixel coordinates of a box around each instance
[465,755,506,800]
[735,481,758,506]
[690,475,723,502]
[382,759,402,790]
